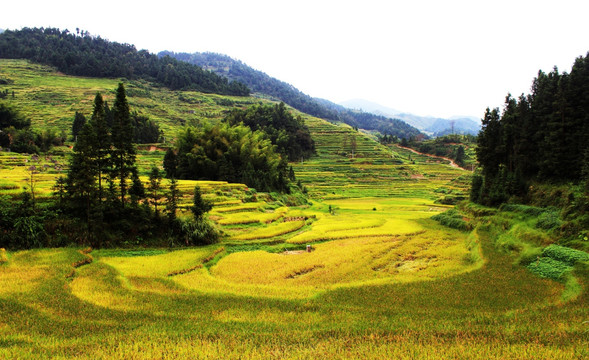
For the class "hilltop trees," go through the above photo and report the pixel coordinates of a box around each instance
[172,122,290,192]
[0,28,249,96]
[225,102,315,161]
[472,52,589,205]
[58,83,218,247]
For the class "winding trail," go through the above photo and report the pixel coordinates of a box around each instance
[394,145,471,171]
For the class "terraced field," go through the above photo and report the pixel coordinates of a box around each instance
[1,64,587,359]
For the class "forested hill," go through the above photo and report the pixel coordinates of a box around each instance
[0,28,249,96]
[473,52,589,206]
[159,51,422,139]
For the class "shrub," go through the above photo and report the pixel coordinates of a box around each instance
[499,204,546,216]
[535,210,562,230]
[527,257,572,280]
[542,244,589,265]
[178,218,220,246]
[431,209,473,232]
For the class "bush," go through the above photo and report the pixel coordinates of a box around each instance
[431,209,473,232]
[527,257,572,280]
[178,218,220,246]
[536,210,563,230]
[499,204,546,216]
[542,244,589,265]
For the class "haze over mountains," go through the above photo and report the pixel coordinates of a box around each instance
[340,99,481,136]
[159,51,430,139]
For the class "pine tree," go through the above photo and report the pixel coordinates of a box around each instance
[163,148,177,178]
[166,177,178,223]
[191,185,212,220]
[65,122,98,222]
[148,166,163,215]
[111,83,136,206]
[72,111,86,142]
[89,92,111,201]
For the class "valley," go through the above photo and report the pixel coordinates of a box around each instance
[0,58,587,359]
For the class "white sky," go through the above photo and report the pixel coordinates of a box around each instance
[2,0,589,118]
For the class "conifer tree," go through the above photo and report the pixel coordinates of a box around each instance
[191,185,212,220]
[111,83,136,206]
[148,166,163,215]
[89,92,111,201]
[166,177,178,223]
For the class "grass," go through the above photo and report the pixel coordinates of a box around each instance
[1,60,588,358]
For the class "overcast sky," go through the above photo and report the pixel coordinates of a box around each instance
[3,0,589,118]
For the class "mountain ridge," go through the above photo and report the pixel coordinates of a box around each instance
[159,51,423,139]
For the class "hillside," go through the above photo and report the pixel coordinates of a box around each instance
[0,59,258,139]
[1,54,588,358]
[0,28,249,96]
[159,51,423,139]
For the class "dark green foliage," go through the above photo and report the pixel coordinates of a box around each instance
[0,101,30,130]
[431,209,473,231]
[0,101,35,151]
[499,204,546,216]
[542,244,589,265]
[131,112,161,143]
[178,218,219,246]
[111,83,137,205]
[535,210,563,230]
[225,102,315,161]
[147,166,163,214]
[527,257,572,280]
[175,122,290,192]
[163,148,177,178]
[474,53,589,205]
[191,185,213,220]
[0,28,249,96]
[165,177,178,223]
[161,51,422,139]
[0,192,46,249]
[72,111,86,141]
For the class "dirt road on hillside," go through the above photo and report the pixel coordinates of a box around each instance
[395,145,471,171]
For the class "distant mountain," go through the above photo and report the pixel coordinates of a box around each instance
[160,51,422,139]
[340,99,480,136]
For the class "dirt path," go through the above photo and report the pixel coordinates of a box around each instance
[394,145,468,170]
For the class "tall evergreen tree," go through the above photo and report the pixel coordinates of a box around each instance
[88,92,111,201]
[166,177,179,223]
[148,166,163,215]
[72,111,86,142]
[65,122,98,223]
[111,83,136,206]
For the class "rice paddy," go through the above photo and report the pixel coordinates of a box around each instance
[1,61,587,359]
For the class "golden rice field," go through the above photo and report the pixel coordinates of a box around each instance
[1,61,587,359]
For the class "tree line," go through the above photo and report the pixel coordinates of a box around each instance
[163,103,309,193]
[160,51,423,139]
[472,52,589,206]
[225,102,315,161]
[0,101,65,153]
[0,28,250,96]
[0,83,218,249]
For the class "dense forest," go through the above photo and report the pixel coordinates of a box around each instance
[225,102,315,161]
[472,53,589,206]
[160,51,422,139]
[167,122,293,193]
[0,28,250,96]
